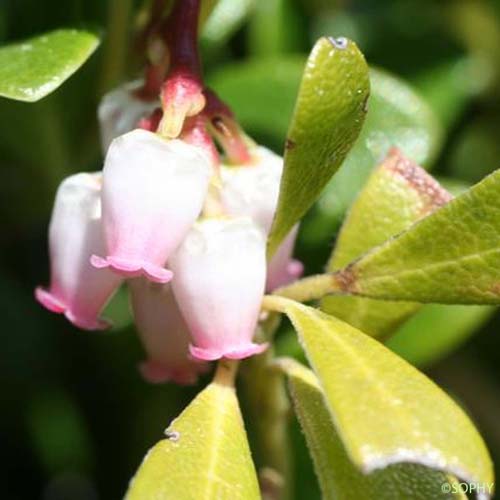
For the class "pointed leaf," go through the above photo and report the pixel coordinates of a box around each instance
[0,29,100,102]
[387,304,495,368]
[307,67,443,240]
[267,37,369,256]
[267,297,493,492]
[278,358,467,500]
[333,168,500,304]
[126,381,260,500]
[322,149,451,338]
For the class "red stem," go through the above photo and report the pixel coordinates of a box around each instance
[163,0,202,77]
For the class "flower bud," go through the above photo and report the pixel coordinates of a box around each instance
[170,217,267,361]
[91,129,211,283]
[98,80,158,152]
[35,173,122,330]
[220,146,303,290]
[129,278,208,385]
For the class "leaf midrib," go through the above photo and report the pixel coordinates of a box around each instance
[356,245,500,290]
[293,305,425,462]
[204,385,232,500]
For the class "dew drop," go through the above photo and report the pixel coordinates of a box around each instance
[329,37,348,50]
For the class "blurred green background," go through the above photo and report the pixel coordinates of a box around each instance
[2,0,500,498]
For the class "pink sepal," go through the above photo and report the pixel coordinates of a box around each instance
[90,255,173,284]
[189,342,268,361]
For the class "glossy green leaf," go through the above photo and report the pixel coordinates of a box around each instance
[387,304,495,368]
[321,149,451,338]
[307,67,443,240]
[278,358,467,500]
[126,381,260,500]
[333,168,500,305]
[266,297,493,491]
[0,29,100,102]
[267,37,369,256]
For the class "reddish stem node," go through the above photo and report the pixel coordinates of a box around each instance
[157,0,205,138]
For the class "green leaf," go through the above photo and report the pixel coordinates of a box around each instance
[247,0,304,57]
[267,37,370,256]
[278,358,467,500]
[307,67,443,240]
[207,57,304,142]
[102,286,133,331]
[0,29,100,102]
[321,149,452,338]
[126,381,260,500]
[266,297,493,491]
[333,168,500,305]
[414,57,490,132]
[387,304,495,368]
[201,0,255,51]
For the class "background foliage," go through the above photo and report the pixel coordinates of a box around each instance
[2,0,500,498]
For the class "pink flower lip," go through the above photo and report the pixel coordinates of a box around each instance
[139,359,210,385]
[35,286,66,313]
[90,255,173,283]
[189,342,268,361]
[35,287,111,331]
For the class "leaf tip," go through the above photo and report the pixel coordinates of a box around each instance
[327,36,349,50]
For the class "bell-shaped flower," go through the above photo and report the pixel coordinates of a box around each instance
[267,225,304,291]
[98,80,159,152]
[35,173,122,330]
[91,129,211,283]
[129,278,208,385]
[220,146,303,290]
[169,217,267,361]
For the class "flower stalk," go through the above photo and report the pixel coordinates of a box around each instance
[158,0,206,138]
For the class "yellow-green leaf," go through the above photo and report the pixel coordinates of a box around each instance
[321,149,451,338]
[0,29,100,102]
[333,168,500,305]
[278,358,467,500]
[265,297,494,492]
[126,381,260,500]
[267,37,369,256]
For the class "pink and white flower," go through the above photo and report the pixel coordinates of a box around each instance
[129,278,208,385]
[267,226,303,291]
[35,173,122,330]
[220,146,303,290]
[91,129,211,283]
[169,217,267,361]
[98,80,159,152]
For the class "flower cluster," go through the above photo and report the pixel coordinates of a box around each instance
[36,78,302,385]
